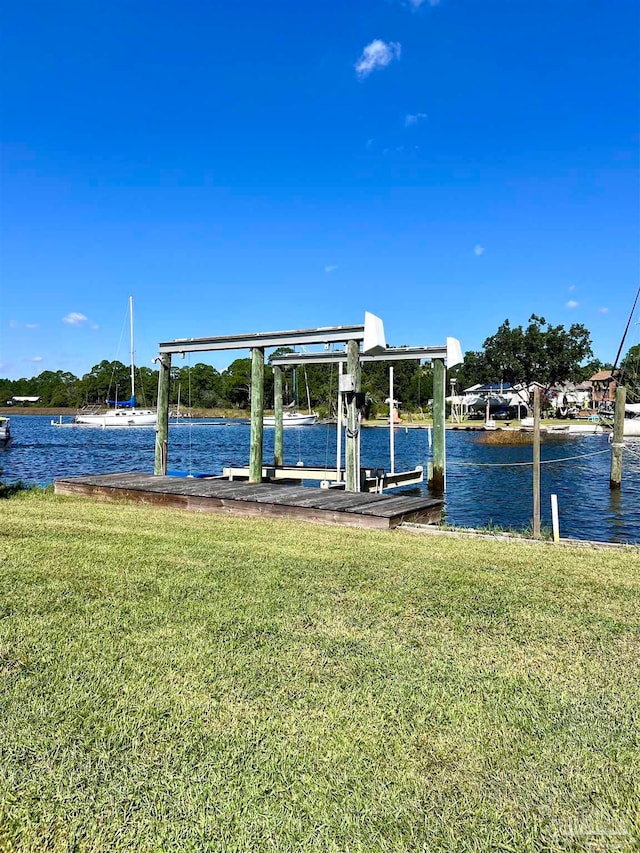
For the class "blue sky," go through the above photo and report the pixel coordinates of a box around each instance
[1,0,638,380]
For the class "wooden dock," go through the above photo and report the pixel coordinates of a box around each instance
[54,473,443,530]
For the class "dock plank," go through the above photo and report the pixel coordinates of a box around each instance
[54,473,443,530]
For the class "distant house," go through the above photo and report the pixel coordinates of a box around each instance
[589,371,616,405]
[8,396,41,405]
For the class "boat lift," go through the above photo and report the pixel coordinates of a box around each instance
[154,313,461,493]
[268,338,462,492]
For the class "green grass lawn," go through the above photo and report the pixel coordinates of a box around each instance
[1,491,638,852]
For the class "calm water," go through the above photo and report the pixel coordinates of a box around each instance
[2,415,640,544]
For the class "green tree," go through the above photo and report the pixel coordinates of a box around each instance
[619,344,640,401]
[221,358,254,408]
[462,315,593,393]
[79,361,130,404]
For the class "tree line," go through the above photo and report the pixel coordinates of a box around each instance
[3,317,639,411]
[0,355,434,416]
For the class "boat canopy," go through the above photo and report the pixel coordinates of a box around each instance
[107,395,136,408]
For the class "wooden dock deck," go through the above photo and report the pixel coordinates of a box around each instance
[54,473,443,530]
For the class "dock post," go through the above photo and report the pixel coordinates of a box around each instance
[336,362,343,481]
[154,352,171,475]
[389,365,395,474]
[249,347,265,483]
[273,365,283,467]
[532,386,541,538]
[345,339,361,492]
[429,357,446,493]
[610,385,626,489]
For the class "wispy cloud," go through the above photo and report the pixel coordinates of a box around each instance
[324,265,338,274]
[566,300,579,309]
[404,112,427,127]
[568,284,576,292]
[355,40,401,80]
[30,356,43,363]
[599,306,609,314]
[8,320,40,330]
[63,312,89,326]
[408,0,440,8]
[474,244,485,256]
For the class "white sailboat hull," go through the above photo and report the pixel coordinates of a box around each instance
[623,417,640,437]
[0,417,11,443]
[74,409,157,427]
[263,412,318,427]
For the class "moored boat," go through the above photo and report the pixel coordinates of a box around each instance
[263,411,318,427]
[623,403,640,437]
[54,297,157,429]
[0,416,11,444]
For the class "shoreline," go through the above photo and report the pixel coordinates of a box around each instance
[2,408,610,434]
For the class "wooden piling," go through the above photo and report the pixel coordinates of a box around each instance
[429,358,446,493]
[345,339,361,492]
[532,386,541,538]
[154,352,172,475]
[249,347,265,483]
[610,385,626,489]
[273,365,283,467]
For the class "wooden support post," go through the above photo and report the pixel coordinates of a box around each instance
[249,347,265,484]
[336,361,343,481]
[154,352,171,475]
[273,365,283,467]
[429,357,446,493]
[532,386,541,538]
[345,339,361,493]
[610,385,626,489]
[389,365,395,474]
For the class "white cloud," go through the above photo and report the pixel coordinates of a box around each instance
[30,356,43,363]
[408,0,440,7]
[355,40,401,80]
[474,244,485,256]
[25,323,39,329]
[63,312,89,326]
[324,265,338,274]
[405,112,427,127]
[599,306,609,314]
[566,300,579,309]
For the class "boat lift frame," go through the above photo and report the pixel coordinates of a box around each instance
[154,314,461,493]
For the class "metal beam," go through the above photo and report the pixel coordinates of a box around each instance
[272,344,452,366]
[158,324,366,355]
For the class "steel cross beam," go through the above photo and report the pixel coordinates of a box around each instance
[271,339,463,367]
[158,312,386,356]
[158,325,364,355]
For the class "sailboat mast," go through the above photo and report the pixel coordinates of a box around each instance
[129,295,135,404]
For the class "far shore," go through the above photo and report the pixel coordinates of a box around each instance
[3,407,611,434]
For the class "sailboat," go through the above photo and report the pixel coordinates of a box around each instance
[264,366,318,427]
[604,286,640,439]
[73,297,157,427]
[0,416,11,444]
